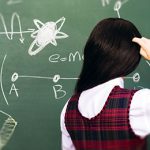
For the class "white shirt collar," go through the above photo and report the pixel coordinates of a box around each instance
[78,78,124,119]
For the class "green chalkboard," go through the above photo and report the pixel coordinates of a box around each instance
[0,0,150,149]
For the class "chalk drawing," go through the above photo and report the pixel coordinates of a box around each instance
[9,72,19,97]
[114,0,122,18]
[28,17,68,56]
[17,73,78,83]
[114,0,128,18]
[0,53,142,101]
[146,60,150,66]
[0,55,8,105]
[0,110,17,150]
[8,71,140,100]
[7,0,22,5]
[9,72,77,99]
[124,73,140,83]
[137,86,145,89]
[0,13,35,43]
[101,0,111,7]
[101,0,129,18]
[53,85,66,99]
[48,51,84,63]
[101,0,128,7]
[133,86,147,90]
[9,84,19,97]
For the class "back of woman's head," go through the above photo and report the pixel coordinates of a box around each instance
[75,18,142,93]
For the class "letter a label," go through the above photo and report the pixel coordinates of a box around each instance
[9,83,19,97]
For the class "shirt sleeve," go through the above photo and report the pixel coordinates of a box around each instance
[60,101,76,150]
[129,88,150,138]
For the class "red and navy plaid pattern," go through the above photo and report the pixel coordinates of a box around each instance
[65,86,147,150]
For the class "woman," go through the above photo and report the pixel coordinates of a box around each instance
[60,18,150,150]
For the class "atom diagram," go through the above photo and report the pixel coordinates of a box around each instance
[28,17,69,56]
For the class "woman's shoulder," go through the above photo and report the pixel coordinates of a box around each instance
[130,88,150,138]
[130,88,150,112]
[133,88,150,99]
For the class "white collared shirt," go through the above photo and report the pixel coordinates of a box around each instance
[60,78,150,150]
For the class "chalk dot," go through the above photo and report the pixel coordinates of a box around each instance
[133,73,140,82]
[53,74,60,83]
[11,72,19,82]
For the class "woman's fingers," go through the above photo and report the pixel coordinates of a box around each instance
[132,37,150,60]
[132,37,145,47]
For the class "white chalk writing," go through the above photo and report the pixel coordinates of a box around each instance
[49,51,84,63]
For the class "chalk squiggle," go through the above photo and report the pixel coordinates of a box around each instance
[0,13,35,43]
[0,54,8,105]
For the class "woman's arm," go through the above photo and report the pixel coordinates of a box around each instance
[60,101,76,150]
[130,89,150,138]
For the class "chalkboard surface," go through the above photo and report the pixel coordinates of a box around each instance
[0,0,150,149]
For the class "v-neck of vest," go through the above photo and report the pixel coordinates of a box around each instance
[76,85,121,121]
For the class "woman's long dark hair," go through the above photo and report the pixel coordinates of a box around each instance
[75,18,141,93]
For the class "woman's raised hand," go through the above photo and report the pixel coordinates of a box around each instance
[132,37,150,60]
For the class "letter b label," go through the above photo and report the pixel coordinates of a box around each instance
[53,85,66,99]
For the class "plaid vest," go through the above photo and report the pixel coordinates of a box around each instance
[65,86,147,150]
